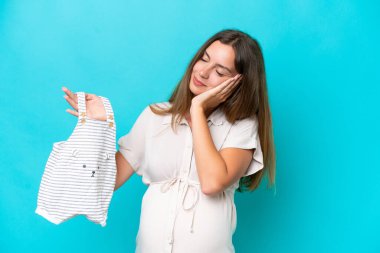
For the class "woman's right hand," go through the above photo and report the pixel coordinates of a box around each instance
[62,87,107,121]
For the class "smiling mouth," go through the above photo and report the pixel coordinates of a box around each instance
[193,76,206,86]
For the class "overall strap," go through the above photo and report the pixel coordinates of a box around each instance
[75,92,115,128]
[76,92,87,124]
[99,96,115,129]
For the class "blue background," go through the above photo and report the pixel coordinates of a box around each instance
[0,0,379,252]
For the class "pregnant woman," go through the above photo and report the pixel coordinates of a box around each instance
[62,29,276,253]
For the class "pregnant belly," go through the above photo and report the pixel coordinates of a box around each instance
[136,184,236,252]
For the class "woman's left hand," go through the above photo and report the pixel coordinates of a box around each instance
[191,74,242,114]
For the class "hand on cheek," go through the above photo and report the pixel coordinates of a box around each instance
[191,74,243,113]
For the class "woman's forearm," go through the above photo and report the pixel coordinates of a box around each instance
[114,151,135,191]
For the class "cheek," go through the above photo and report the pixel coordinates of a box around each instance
[191,62,229,87]
[192,62,202,73]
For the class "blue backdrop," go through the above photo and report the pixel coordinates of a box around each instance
[0,1,379,252]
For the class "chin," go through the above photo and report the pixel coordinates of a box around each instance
[189,81,203,96]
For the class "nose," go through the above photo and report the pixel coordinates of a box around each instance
[199,70,207,78]
[199,66,212,79]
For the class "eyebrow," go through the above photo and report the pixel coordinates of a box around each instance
[204,50,233,74]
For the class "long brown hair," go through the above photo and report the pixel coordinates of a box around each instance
[149,29,276,192]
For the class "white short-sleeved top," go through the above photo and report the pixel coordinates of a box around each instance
[118,101,264,253]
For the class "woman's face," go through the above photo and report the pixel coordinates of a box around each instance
[190,40,238,96]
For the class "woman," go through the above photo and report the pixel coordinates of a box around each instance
[62,29,276,253]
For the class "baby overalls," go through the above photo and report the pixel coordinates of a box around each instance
[35,92,117,227]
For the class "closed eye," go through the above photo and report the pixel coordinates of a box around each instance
[200,58,224,76]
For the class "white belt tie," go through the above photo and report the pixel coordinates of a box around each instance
[159,177,200,235]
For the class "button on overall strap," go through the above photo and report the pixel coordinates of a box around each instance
[76,92,87,124]
[99,96,115,128]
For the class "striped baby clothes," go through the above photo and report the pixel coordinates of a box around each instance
[35,92,117,227]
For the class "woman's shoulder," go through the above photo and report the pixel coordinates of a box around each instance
[228,114,259,132]
[236,114,258,125]
[151,101,171,108]
[145,101,172,113]
[139,101,172,122]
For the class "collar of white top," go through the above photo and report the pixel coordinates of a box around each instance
[161,106,224,126]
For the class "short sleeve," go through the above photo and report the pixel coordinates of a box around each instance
[220,116,264,177]
[117,105,151,176]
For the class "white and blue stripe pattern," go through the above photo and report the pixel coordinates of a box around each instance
[35,92,117,227]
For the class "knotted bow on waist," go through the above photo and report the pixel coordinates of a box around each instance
[150,177,200,236]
